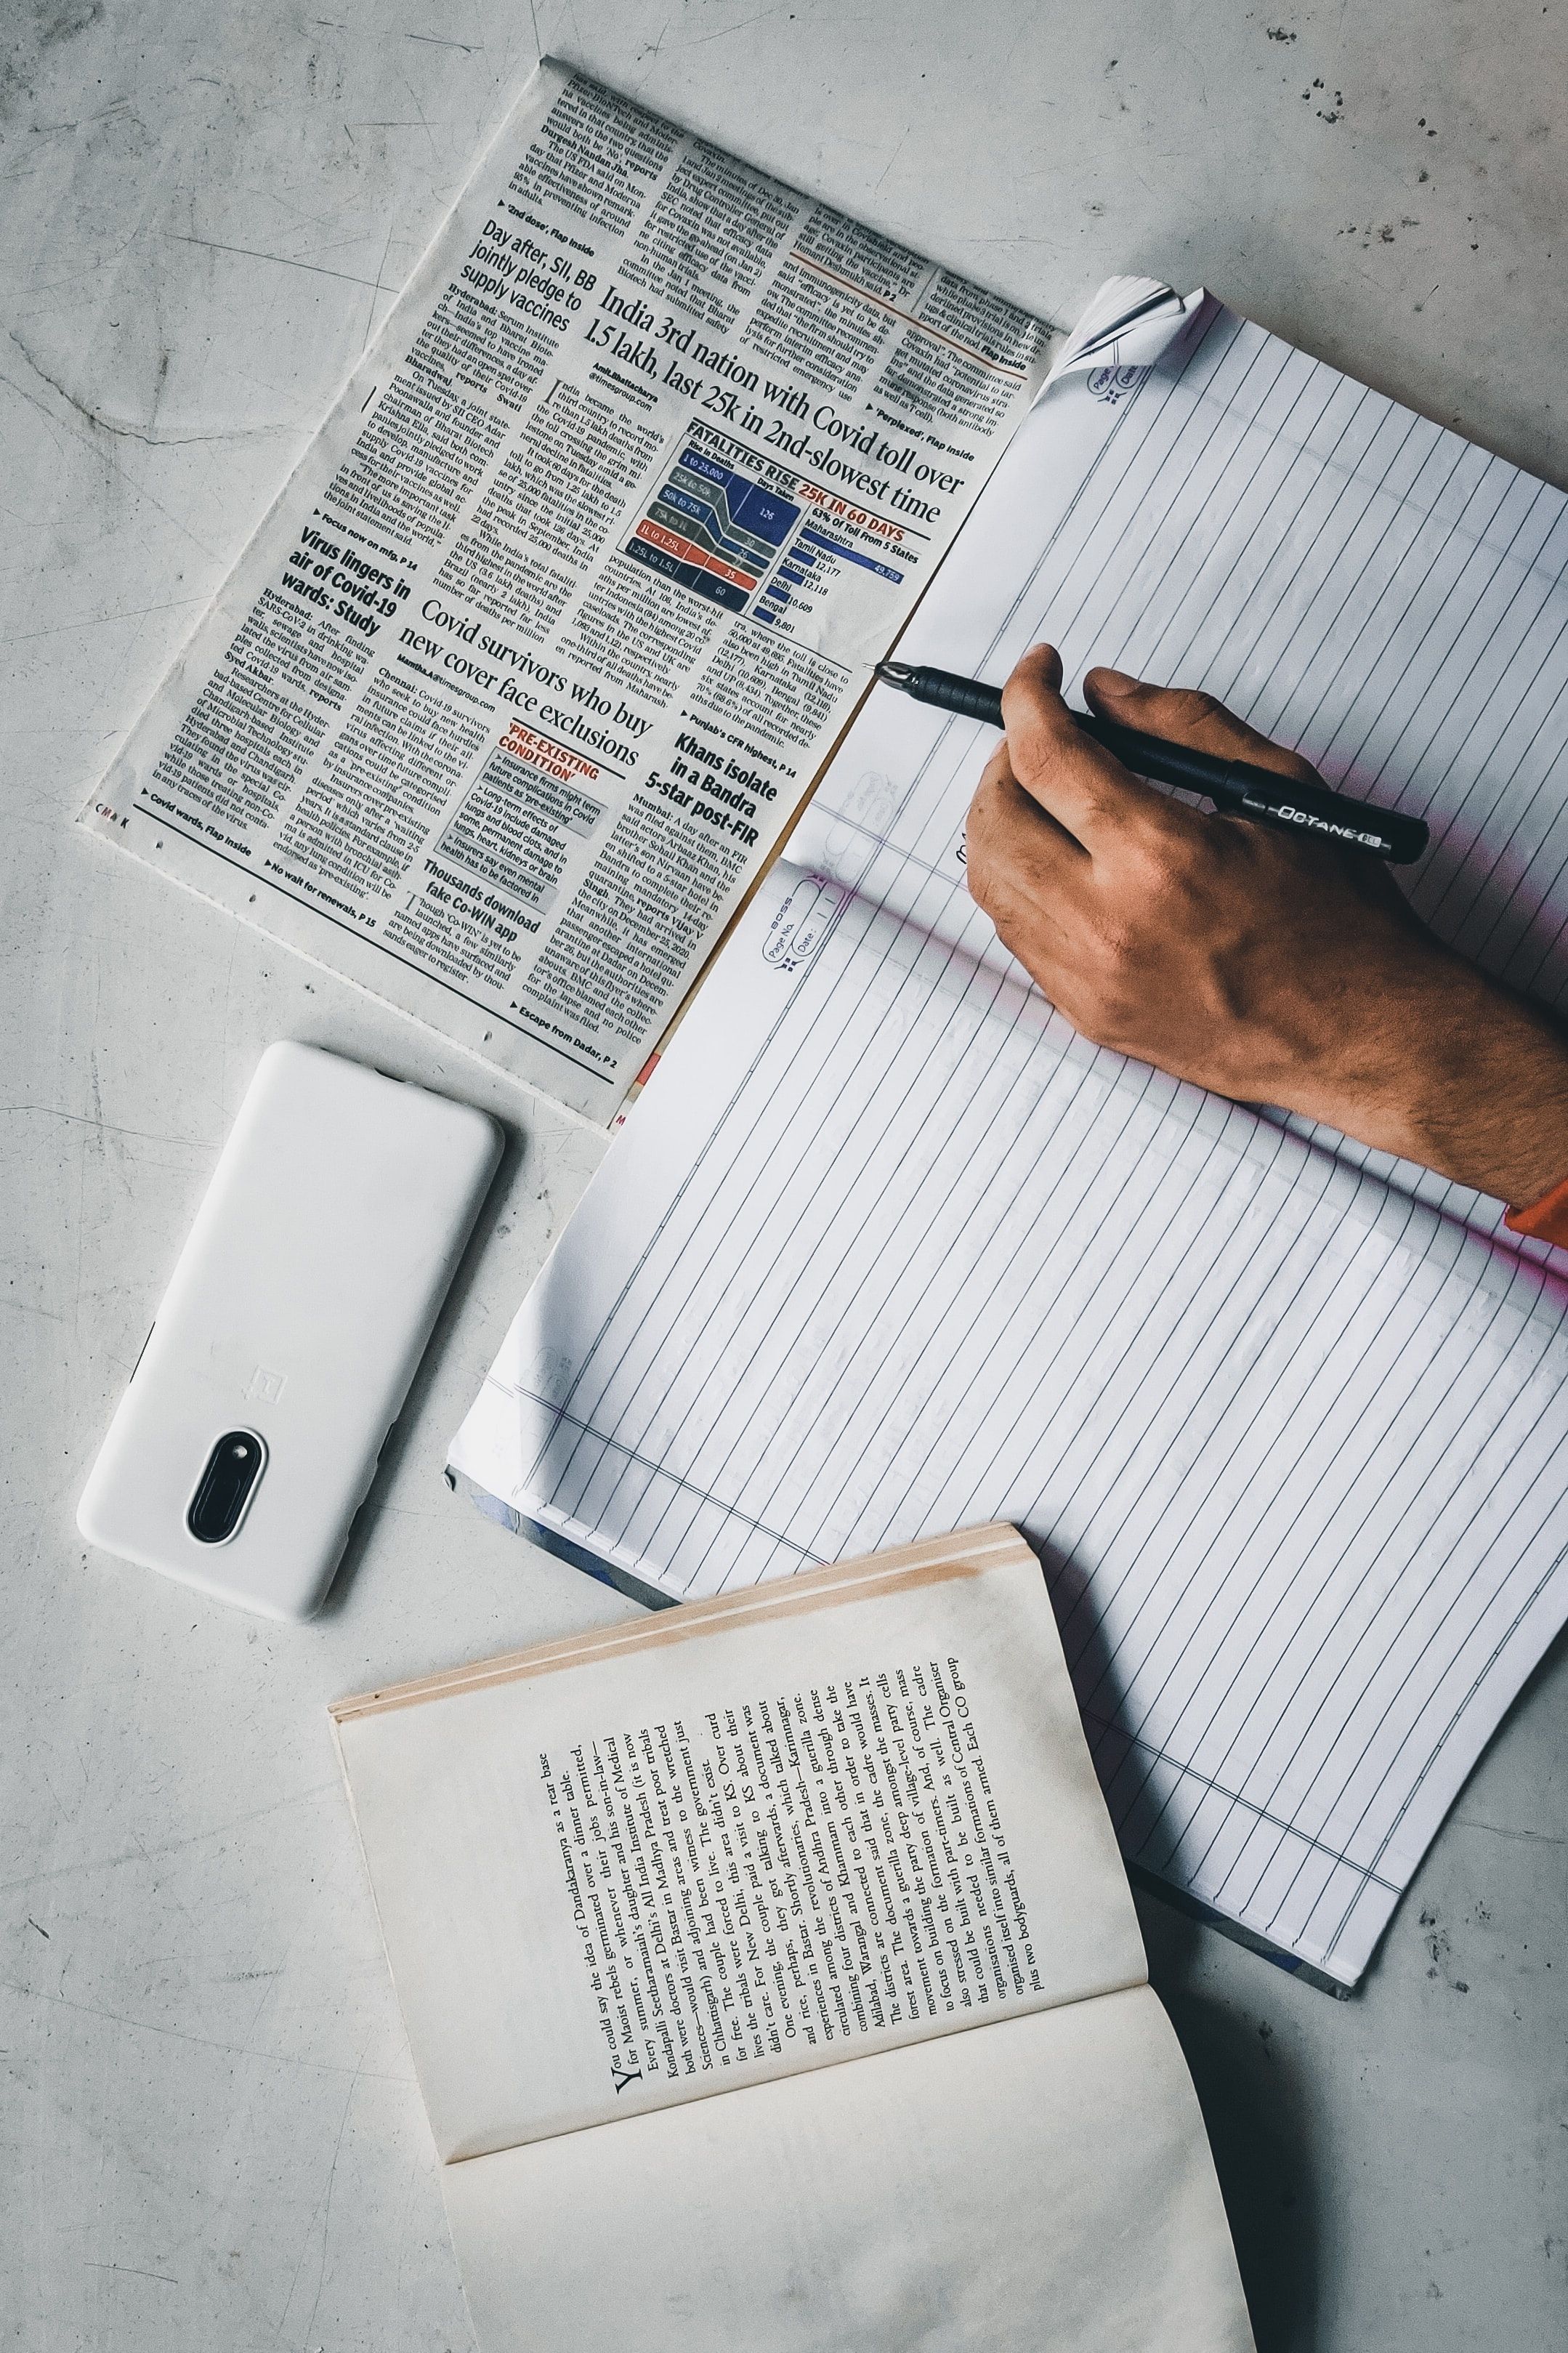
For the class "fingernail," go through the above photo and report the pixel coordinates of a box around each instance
[1090,667,1138,697]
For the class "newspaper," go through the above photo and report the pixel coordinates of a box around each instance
[80,62,1054,1121]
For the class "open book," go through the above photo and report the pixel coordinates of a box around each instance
[331,1525,1253,2352]
[78,60,1051,1122]
[450,286,1568,1990]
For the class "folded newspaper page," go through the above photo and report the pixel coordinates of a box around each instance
[81,61,1054,1120]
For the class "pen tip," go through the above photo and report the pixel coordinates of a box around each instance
[875,660,912,686]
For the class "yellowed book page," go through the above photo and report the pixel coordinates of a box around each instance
[331,1526,1146,2161]
[442,1985,1253,2353]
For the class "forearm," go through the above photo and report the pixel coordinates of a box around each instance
[1338,955,1568,1206]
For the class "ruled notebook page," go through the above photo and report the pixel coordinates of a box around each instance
[452,299,1568,1984]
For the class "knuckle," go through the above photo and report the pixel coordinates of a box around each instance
[1092,908,1130,964]
[966,855,1000,915]
[1062,970,1128,1052]
[967,766,1013,838]
[1156,823,1209,887]
[1168,686,1225,734]
[1082,913,1136,984]
[963,801,996,862]
[1125,822,1200,908]
[989,903,1027,956]
[964,832,1017,914]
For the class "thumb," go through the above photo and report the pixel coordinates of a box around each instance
[1002,643,1163,848]
[1083,667,1319,784]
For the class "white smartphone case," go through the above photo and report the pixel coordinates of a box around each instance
[77,1042,502,1619]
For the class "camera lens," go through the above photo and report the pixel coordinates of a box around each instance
[187,1429,266,1543]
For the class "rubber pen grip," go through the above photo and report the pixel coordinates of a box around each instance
[913,671,1009,726]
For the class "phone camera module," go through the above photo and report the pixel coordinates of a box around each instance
[187,1429,267,1543]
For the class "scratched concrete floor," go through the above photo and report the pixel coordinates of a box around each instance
[1,4,1564,2347]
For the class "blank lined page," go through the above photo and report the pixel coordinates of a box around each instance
[452,299,1568,1983]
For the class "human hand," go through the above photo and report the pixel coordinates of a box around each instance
[963,645,1568,1206]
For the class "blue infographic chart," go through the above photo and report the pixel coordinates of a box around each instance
[626,439,801,614]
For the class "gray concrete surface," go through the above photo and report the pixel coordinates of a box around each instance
[2,4,1564,2346]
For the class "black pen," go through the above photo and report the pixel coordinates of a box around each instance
[873,661,1428,864]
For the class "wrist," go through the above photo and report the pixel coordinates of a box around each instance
[1347,956,1568,1203]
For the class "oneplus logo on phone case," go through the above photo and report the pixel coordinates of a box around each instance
[247,1365,288,1403]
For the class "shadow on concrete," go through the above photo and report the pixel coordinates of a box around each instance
[1139,1890,1321,2353]
[315,1104,526,1620]
[1030,1529,1320,2346]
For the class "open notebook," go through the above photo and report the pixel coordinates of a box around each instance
[333,1526,1253,2352]
[451,285,1568,1988]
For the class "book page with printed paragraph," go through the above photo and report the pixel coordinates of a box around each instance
[330,1528,1147,2164]
[440,1985,1254,2353]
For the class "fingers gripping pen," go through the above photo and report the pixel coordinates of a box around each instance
[873,661,1428,865]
